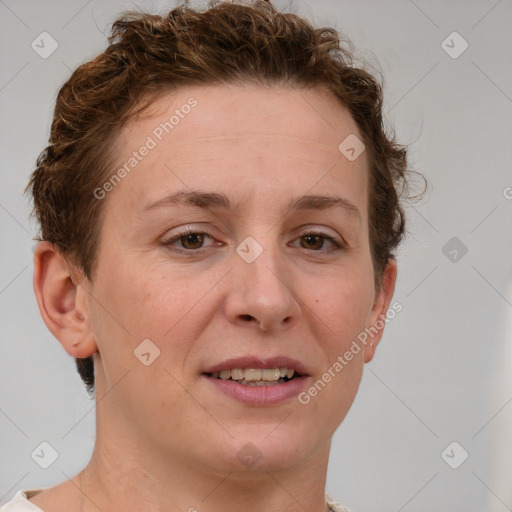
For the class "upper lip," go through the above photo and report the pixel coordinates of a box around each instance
[203,356,309,376]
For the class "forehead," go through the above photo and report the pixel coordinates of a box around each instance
[120,82,363,158]
[107,83,368,219]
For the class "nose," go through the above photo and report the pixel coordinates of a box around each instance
[223,238,301,333]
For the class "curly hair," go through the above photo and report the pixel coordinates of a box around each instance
[26,0,417,397]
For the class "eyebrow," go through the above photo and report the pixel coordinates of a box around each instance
[142,190,361,223]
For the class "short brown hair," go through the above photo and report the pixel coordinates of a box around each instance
[26,0,419,397]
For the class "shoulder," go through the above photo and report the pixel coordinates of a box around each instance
[325,492,352,512]
[0,489,46,512]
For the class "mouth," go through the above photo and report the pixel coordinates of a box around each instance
[204,367,301,386]
[201,356,309,405]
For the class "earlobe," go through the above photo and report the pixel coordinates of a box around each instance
[364,258,398,363]
[33,241,98,359]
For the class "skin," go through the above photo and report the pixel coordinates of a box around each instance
[31,83,397,512]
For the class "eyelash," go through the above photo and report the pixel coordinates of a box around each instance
[162,228,345,255]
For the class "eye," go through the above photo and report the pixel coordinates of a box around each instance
[162,228,218,254]
[292,232,345,252]
[162,227,345,255]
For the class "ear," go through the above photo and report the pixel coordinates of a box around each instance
[33,241,98,358]
[364,258,398,363]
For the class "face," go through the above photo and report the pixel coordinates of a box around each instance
[80,83,394,474]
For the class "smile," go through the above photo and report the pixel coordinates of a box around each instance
[206,367,298,386]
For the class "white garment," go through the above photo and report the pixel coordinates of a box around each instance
[1,489,351,512]
[0,490,45,511]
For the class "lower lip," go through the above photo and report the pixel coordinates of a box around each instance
[203,375,309,406]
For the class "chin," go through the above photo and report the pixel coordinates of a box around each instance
[204,422,323,474]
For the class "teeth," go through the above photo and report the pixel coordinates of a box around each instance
[245,368,261,381]
[262,368,281,381]
[231,368,243,380]
[212,368,296,381]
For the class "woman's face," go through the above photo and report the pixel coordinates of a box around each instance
[83,83,395,474]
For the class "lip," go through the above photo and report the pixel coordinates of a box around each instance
[202,374,310,406]
[202,355,309,375]
[202,355,310,407]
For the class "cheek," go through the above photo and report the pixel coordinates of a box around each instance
[310,265,375,339]
[91,257,219,370]
[304,277,371,404]
[300,339,365,432]
[315,269,373,411]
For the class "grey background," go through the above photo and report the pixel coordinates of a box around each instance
[1,0,511,510]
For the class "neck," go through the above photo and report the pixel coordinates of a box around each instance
[79,424,331,512]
